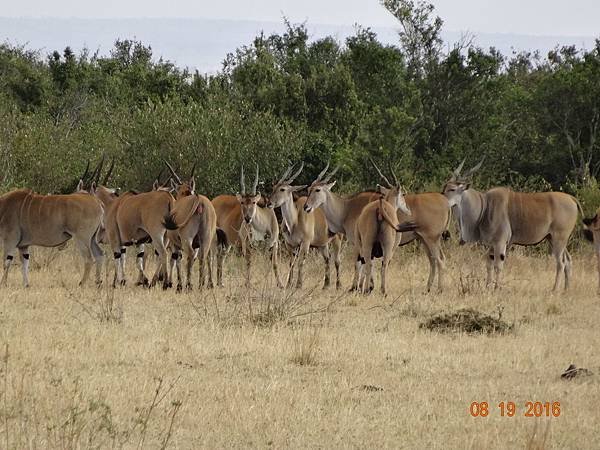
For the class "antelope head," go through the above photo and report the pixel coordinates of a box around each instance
[304,161,339,213]
[267,162,306,209]
[370,158,411,216]
[442,157,484,207]
[237,163,261,224]
[165,161,196,198]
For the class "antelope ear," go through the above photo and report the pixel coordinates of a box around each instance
[465,183,471,190]
[76,179,84,192]
[253,193,262,202]
[90,182,97,194]
[190,177,196,193]
[152,180,159,191]
[236,193,243,202]
[326,180,336,190]
[290,185,307,192]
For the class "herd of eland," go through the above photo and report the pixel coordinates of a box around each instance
[1,156,598,294]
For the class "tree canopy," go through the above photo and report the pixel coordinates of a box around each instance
[1,1,599,211]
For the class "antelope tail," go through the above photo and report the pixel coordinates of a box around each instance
[163,212,179,231]
[576,197,594,242]
[163,201,179,231]
[376,201,404,231]
[177,196,203,229]
[574,197,585,220]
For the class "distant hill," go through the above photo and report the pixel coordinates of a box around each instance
[0,17,596,73]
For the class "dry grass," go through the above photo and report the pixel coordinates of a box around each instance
[0,242,599,448]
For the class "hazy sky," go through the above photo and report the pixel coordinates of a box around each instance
[2,0,599,37]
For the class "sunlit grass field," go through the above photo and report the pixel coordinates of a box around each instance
[1,240,599,448]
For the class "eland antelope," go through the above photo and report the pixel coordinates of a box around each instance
[266,162,342,289]
[0,189,104,287]
[92,176,178,289]
[163,162,217,291]
[443,158,581,290]
[211,164,283,288]
[367,162,450,293]
[354,161,416,294]
[303,162,396,290]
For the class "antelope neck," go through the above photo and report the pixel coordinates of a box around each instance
[320,190,346,234]
[280,194,299,233]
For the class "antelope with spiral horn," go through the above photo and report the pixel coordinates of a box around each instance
[355,160,416,294]
[163,161,217,291]
[211,163,283,287]
[443,157,581,290]
[266,161,342,289]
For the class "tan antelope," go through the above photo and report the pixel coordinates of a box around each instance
[354,161,416,294]
[395,192,450,292]
[92,173,178,289]
[443,158,581,290]
[355,177,418,294]
[83,161,166,287]
[583,209,600,290]
[266,162,342,289]
[0,189,104,287]
[303,162,411,290]
[367,162,450,292]
[211,164,283,288]
[163,162,217,291]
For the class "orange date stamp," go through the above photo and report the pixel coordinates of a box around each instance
[469,401,561,417]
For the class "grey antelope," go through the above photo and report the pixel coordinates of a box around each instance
[443,158,581,290]
[0,189,104,287]
[303,162,411,290]
[163,162,217,291]
[355,165,417,294]
[211,164,283,288]
[582,209,600,290]
[92,174,179,289]
[266,162,342,289]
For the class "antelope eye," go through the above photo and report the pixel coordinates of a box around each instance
[280,188,285,192]
[316,189,321,192]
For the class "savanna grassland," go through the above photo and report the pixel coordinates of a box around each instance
[1,240,599,449]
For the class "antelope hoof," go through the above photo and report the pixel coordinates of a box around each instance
[119,279,126,287]
[186,283,193,292]
[176,284,183,293]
